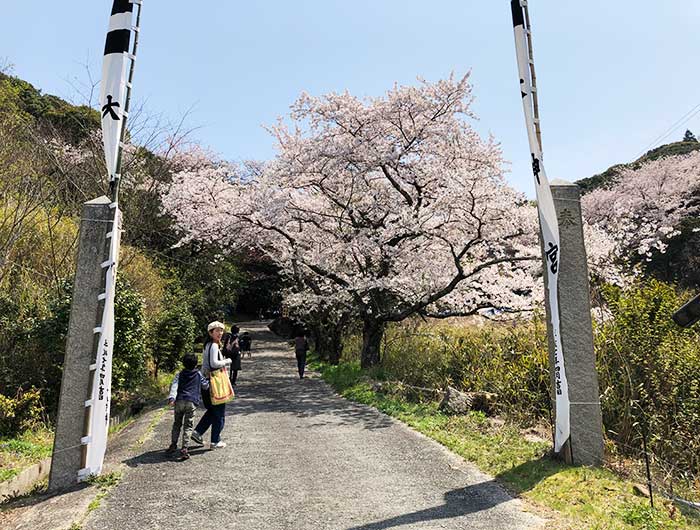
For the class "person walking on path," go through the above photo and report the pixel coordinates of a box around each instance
[223,325,242,386]
[166,353,210,460]
[192,321,231,449]
[239,331,252,358]
[294,331,309,379]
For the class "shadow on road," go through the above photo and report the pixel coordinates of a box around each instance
[226,355,394,431]
[122,446,209,468]
[217,323,395,431]
[0,482,90,510]
[346,481,511,530]
[495,453,566,495]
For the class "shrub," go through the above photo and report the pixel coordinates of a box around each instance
[0,388,44,436]
[24,280,73,416]
[112,278,147,393]
[167,243,244,330]
[376,316,550,422]
[150,293,197,377]
[120,245,167,322]
[596,280,700,477]
[2,277,150,419]
[354,279,700,478]
[0,205,78,312]
[0,204,79,419]
[0,280,71,420]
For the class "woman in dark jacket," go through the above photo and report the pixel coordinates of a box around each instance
[223,325,242,385]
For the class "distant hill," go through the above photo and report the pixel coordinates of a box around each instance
[576,140,700,194]
[0,71,100,143]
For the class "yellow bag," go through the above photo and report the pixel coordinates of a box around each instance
[210,366,235,405]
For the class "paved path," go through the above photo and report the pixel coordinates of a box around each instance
[84,322,545,530]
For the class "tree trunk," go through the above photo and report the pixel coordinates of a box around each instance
[310,327,327,362]
[307,313,348,365]
[361,318,385,368]
[327,324,343,365]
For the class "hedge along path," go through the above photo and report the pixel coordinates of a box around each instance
[83,321,546,530]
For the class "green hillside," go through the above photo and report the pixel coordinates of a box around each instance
[0,71,100,143]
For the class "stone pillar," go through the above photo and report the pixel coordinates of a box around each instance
[542,180,604,466]
[49,197,112,491]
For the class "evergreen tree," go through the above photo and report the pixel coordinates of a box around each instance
[683,129,697,142]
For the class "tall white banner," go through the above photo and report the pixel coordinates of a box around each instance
[80,0,139,479]
[99,0,135,181]
[510,0,570,453]
[80,209,121,478]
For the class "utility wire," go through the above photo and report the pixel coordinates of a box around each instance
[636,102,700,159]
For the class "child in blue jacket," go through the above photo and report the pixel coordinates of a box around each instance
[167,353,209,460]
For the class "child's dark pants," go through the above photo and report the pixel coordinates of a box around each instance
[171,400,196,448]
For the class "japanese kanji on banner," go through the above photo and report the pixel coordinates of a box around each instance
[80,0,139,479]
[80,209,122,478]
[511,0,570,453]
[100,0,135,182]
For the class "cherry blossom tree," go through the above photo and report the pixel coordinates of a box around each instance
[282,282,354,365]
[161,144,239,241]
[582,152,700,269]
[165,75,554,367]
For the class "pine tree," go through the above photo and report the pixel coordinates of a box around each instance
[683,129,697,142]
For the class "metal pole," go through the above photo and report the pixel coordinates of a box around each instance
[641,425,655,509]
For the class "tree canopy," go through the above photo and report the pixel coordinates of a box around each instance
[164,75,617,366]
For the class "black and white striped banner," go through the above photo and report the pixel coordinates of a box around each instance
[99,0,135,181]
[510,0,570,453]
[82,0,140,479]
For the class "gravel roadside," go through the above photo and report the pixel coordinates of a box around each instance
[82,321,546,530]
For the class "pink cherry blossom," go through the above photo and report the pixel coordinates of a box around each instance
[582,152,700,263]
[163,75,620,366]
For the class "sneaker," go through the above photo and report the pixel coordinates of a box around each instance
[166,443,177,454]
[179,448,190,460]
[191,431,203,445]
[211,441,227,449]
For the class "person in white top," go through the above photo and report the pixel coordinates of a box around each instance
[191,321,232,449]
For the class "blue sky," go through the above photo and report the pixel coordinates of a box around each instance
[3,1,699,197]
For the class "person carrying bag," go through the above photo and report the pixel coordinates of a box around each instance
[191,321,233,449]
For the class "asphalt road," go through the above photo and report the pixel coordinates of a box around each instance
[84,322,545,530]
